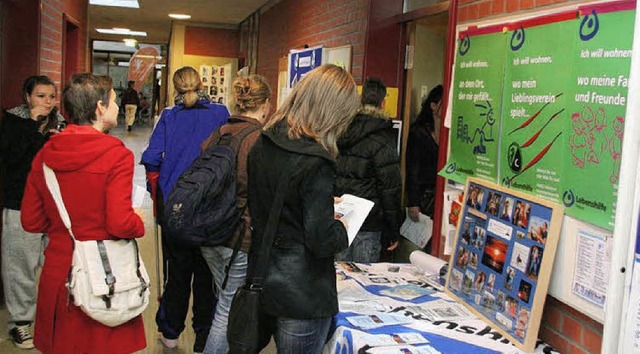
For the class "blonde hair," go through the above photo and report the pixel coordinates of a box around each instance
[232,75,272,114]
[264,64,359,157]
[173,66,201,108]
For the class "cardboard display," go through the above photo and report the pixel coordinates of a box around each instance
[445,177,564,352]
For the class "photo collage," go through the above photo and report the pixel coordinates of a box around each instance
[447,183,553,343]
[199,65,229,106]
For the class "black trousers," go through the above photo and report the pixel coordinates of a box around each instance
[155,229,215,339]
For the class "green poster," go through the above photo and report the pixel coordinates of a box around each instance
[562,8,634,230]
[499,20,573,204]
[440,31,506,184]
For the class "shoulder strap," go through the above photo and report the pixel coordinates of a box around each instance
[43,163,76,241]
[248,153,303,288]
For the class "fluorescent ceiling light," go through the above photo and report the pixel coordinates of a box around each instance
[96,28,147,37]
[90,0,139,8]
[169,13,191,20]
[123,38,137,47]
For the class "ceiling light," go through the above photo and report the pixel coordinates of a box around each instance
[123,38,137,47]
[90,0,139,8]
[169,13,191,20]
[96,28,147,37]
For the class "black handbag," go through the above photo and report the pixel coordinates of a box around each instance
[227,154,301,353]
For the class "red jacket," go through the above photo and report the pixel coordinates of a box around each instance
[21,124,146,354]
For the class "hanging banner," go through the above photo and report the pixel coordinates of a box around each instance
[440,30,507,184]
[128,46,159,92]
[499,16,574,204]
[561,2,635,230]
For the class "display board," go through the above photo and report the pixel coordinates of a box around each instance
[287,45,324,88]
[440,0,635,230]
[445,178,564,352]
[199,64,231,105]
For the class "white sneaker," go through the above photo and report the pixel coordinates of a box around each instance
[159,333,178,349]
[10,324,34,349]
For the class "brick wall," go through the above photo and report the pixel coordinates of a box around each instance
[184,26,240,58]
[257,0,369,90]
[458,1,603,352]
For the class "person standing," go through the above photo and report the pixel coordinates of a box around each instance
[142,66,229,353]
[200,74,272,354]
[243,64,359,353]
[21,73,146,354]
[334,77,402,263]
[121,80,140,131]
[0,75,64,349]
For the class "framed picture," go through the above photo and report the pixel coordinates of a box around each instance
[445,178,563,352]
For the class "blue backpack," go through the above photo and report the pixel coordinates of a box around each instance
[163,124,259,247]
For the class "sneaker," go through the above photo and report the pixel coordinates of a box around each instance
[10,324,34,349]
[159,332,178,349]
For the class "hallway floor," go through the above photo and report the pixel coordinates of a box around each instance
[0,124,276,353]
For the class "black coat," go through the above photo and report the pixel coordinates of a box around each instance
[247,120,348,319]
[335,108,402,247]
[405,122,439,207]
[0,108,48,210]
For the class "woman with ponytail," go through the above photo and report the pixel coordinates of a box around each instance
[141,66,230,353]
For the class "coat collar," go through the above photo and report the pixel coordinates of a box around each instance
[263,120,334,162]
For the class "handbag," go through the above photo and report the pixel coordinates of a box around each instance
[227,155,301,353]
[43,163,150,327]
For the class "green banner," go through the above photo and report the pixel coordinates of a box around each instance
[440,31,506,184]
[499,21,574,204]
[561,9,634,230]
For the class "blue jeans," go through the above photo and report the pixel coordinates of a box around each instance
[201,246,248,354]
[273,317,332,354]
[335,230,381,263]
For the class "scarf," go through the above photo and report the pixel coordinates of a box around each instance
[174,90,211,106]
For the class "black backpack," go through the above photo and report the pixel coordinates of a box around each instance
[163,124,260,247]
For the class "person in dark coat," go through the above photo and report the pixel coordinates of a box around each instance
[121,80,140,131]
[244,64,359,354]
[334,77,402,263]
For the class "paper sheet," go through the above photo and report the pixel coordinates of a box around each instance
[335,194,375,246]
[409,251,448,276]
[131,184,147,209]
[400,210,433,248]
[572,228,612,307]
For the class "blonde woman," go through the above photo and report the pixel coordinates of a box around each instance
[141,66,229,353]
[242,65,359,353]
[199,75,272,354]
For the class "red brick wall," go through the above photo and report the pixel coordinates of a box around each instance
[458,1,603,352]
[257,0,369,90]
[184,26,240,58]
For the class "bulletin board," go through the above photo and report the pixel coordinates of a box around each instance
[445,177,564,352]
[199,64,231,105]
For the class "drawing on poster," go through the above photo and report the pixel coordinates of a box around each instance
[510,242,530,273]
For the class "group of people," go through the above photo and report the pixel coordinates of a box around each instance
[0,63,443,353]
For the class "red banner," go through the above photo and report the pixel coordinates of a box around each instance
[128,46,159,92]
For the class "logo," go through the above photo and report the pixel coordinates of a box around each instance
[580,9,599,41]
[507,142,522,174]
[501,177,511,188]
[445,162,457,174]
[563,189,575,207]
[459,34,471,56]
[510,25,526,51]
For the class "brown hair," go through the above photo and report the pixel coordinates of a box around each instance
[173,66,201,108]
[264,64,359,157]
[232,75,271,114]
[63,73,113,125]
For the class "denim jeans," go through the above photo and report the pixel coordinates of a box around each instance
[273,317,332,354]
[201,246,248,354]
[335,230,381,263]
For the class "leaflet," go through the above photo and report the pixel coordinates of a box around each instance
[334,194,375,245]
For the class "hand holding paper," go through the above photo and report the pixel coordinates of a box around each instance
[334,194,374,246]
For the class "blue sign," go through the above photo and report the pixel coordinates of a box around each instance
[288,46,324,88]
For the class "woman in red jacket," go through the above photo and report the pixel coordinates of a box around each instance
[21,73,146,354]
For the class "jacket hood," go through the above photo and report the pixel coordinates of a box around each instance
[263,120,334,162]
[338,110,393,149]
[41,124,124,172]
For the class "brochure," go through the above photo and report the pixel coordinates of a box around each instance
[334,194,375,246]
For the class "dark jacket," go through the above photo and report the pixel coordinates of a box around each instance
[0,107,50,209]
[405,122,439,207]
[335,106,402,247]
[121,87,140,106]
[247,120,348,319]
[200,115,262,253]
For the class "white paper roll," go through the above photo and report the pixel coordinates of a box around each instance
[410,250,448,276]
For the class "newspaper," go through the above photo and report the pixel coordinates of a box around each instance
[334,194,375,246]
[346,313,414,329]
[404,300,474,322]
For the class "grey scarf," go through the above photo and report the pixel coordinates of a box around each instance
[174,90,211,106]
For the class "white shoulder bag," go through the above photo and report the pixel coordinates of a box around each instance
[43,163,150,327]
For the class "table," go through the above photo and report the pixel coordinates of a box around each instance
[323,262,558,354]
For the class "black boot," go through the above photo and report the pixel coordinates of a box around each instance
[127,125,132,132]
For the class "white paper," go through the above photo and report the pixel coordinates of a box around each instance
[335,194,375,246]
[359,332,429,347]
[410,250,447,276]
[406,300,474,321]
[337,279,379,302]
[339,300,391,314]
[131,184,147,209]
[622,254,640,353]
[346,313,414,329]
[400,210,433,248]
[572,228,612,307]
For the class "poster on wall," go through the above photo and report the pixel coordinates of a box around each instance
[199,65,231,106]
[439,30,507,184]
[288,45,324,88]
[445,178,564,352]
[499,16,574,203]
[561,2,635,230]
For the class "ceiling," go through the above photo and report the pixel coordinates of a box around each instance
[89,0,271,44]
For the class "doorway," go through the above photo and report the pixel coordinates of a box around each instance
[62,14,80,117]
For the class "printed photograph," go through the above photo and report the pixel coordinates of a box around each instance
[487,273,496,293]
[450,268,463,291]
[516,230,525,240]
[496,312,513,330]
[495,291,506,312]
[526,245,543,280]
[210,77,217,85]
[514,307,530,338]
[474,271,486,292]
[209,86,218,96]
[469,253,478,269]
[499,197,514,222]
[456,246,470,269]
[518,280,532,303]
[528,216,549,245]
[472,226,486,250]
[201,66,209,77]
[504,267,516,291]
[481,291,496,310]
[461,217,472,245]
[474,294,481,305]
[481,236,509,273]
[505,295,518,318]
[463,270,475,295]
[466,185,485,211]
[512,200,531,229]
[510,242,530,273]
[484,191,502,216]
[220,67,225,76]
[202,77,208,83]
[211,66,218,75]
